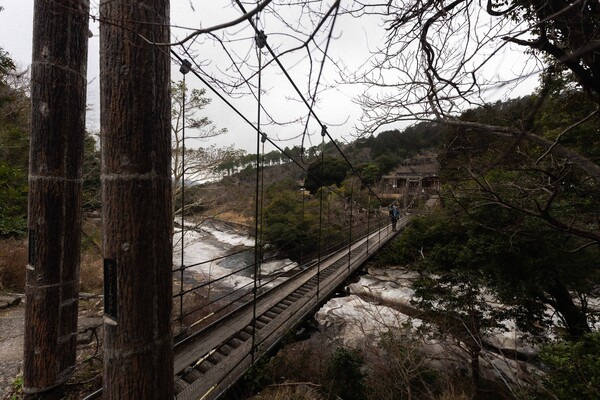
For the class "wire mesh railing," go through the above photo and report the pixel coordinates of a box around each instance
[171,212,391,340]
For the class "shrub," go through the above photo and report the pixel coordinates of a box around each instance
[325,347,366,400]
[367,330,440,400]
[251,384,325,400]
[265,337,330,386]
[0,238,26,291]
[532,332,600,400]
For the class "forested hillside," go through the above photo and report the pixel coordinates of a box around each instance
[376,86,600,398]
[189,122,442,260]
[0,49,28,238]
[212,122,443,183]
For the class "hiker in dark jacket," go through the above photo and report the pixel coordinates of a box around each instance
[389,203,400,231]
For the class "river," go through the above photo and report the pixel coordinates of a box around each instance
[172,220,598,390]
[172,219,298,290]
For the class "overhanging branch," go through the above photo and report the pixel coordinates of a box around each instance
[441,118,600,181]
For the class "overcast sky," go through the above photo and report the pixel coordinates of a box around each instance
[0,1,538,153]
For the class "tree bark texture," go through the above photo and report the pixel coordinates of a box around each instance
[99,0,173,398]
[24,1,89,398]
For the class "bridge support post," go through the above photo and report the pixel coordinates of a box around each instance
[99,0,173,398]
[348,178,354,273]
[24,1,89,397]
[366,195,371,255]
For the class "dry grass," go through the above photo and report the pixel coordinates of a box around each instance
[80,251,103,294]
[215,210,254,227]
[0,232,103,294]
[265,336,331,388]
[172,289,213,337]
[80,218,104,294]
[251,384,326,400]
[437,386,471,400]
[0,238,27,292]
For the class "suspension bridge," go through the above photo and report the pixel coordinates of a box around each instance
[103,2,408,397]
[83,215,407,400]
[171,218,407,400]
[24,1,421,399]
[162,10,410,397]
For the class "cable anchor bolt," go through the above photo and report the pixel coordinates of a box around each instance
[260,132,268,143]
[321,125,328,137]
[255,30,268,49]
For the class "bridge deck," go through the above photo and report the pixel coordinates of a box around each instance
[172,218,407,400]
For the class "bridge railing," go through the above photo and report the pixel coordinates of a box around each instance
[171,213,391,341]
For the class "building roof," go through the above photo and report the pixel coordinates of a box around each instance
[383,153,439,178]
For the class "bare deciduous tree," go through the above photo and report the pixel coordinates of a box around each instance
[333,1,600,247]
[171,80,227,195]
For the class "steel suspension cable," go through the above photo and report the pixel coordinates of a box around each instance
[180,72,186,332]
[300,185,305,264]
[378,206,382,247]
[367,194,371,255]
[178,60,192,332]
[317,128,326,300]
[251,25,266,364]
[171,50,350,205]
[259,134,266,288]
[348,177,353,272]
[232,0,383,203]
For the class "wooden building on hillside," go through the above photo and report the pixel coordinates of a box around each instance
[381,153,440,208]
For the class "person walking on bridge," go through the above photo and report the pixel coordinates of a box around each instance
[389,203,400,231]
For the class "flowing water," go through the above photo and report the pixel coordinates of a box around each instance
[172,220,297,290]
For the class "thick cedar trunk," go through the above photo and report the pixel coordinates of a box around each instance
[99,0,173,398]
[24,1,89,398]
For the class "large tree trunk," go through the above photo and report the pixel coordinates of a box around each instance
[99,0,173,398]
[24,1,89,398]
[548,280,590,339]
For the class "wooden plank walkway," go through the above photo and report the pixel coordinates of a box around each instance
[172,218,408,400]
[82,218,408,400]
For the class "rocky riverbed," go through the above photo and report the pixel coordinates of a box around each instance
[173,219,298,290]
[314,264,542,388]
[173,220,548,389]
